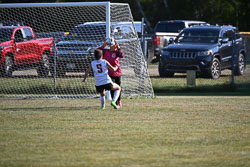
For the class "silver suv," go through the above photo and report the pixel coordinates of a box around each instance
[52,22,139,76]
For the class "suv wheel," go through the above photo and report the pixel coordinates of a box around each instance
[158,63,174,77]
[235,53,245,76]
[37,53,49,77]
[209,57,221,79]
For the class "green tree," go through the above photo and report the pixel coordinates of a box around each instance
[0,0,249,31]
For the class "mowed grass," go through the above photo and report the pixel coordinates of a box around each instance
[149,64,250,95]
[0,97,250,167]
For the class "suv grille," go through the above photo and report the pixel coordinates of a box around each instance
[170,52,197,59]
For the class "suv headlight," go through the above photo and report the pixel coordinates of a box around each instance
[197,50,212,56]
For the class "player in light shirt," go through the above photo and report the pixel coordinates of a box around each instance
[83,49,121,109]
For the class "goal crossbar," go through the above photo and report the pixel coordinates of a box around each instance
[0,2,127,39]
[0,2,129,8]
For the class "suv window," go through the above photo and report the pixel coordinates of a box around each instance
[66,23,137,41]
[66,25,106,40]
[176,29,220,43]
[154,22,185,33]
[113,25,135,39]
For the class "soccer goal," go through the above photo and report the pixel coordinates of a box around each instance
[0,2,154,99]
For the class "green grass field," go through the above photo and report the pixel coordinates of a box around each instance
[1,96,250,167]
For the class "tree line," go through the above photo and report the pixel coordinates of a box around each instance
[1,0,250,31]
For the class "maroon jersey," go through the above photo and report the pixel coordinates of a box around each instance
[99,48,124,77]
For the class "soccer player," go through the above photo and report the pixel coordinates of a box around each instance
[98,38,124,108]
[82,49,121,109]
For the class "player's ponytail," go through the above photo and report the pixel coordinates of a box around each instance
[94,49,103,60]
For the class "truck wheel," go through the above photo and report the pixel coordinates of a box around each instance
[209,57,221,79]
[235,53,245,76]
[3,55,13,77]
[37,53,49,77]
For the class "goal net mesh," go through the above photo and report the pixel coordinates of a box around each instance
[0,2,154,99]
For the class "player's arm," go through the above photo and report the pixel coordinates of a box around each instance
[82,64,92,82]
[115,40,124,58]
[115,39,120,50]
[106,60,118,71]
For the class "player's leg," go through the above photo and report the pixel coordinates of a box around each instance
[96,85,106,109]
[110,76,121,106]
[106,83,120,109]
[110,77,116,100]
[111,83,121,104]
[100,90,106,109]
[115,76,122,106]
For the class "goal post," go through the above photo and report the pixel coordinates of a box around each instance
[0,2,154,99]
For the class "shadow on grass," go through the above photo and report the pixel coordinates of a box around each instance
[154,83,250,96]
[1,106,93,111]
[0,84,93,95]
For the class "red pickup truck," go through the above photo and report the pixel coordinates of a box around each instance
[0,26,54,77]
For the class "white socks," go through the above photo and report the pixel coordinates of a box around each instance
[112,90,120,102]
[105,90,112,100]
[100,96,105,107]
[100,90,120,108]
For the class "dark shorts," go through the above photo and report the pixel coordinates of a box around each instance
[95,83,113,93]
[110,76,121,86]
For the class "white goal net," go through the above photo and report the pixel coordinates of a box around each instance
[0,2,154,99]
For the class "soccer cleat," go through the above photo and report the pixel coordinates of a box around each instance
[117,101,122,108]
[101,106,106,110]
[111,100,118,109]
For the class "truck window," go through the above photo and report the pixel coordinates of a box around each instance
[223,30,233,41]
[188,23,203,27]
[23,28,33,40]
[154,22,185,33]
[14,29,24,42]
